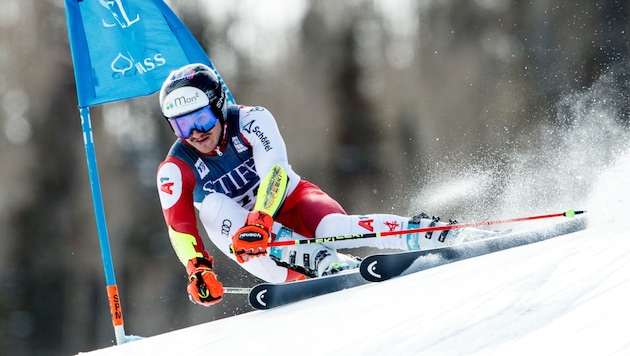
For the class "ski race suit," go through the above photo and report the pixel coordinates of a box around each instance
[157,105,451,283]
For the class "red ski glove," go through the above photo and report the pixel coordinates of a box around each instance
[231,211,273,263]
[186,257,224,306]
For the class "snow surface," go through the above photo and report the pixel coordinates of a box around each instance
[79,150,630,355]
[78,66,630,355]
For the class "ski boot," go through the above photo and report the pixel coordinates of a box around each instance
[270,228,361,278]
[407,212,500,248]
[405,213,460,250]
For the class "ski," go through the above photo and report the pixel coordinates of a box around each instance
[360,217,587,282]
[248,270,368,310]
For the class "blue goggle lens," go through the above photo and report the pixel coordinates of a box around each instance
[167,106,218,139]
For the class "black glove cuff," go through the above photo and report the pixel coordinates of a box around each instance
[187,256,214,275]
[192,256,213,269]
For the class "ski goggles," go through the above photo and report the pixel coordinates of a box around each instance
[167,106,218,139]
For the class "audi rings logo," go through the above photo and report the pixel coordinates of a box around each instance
[221,219,232,237]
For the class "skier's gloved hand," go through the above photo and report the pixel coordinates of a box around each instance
[186,257,223,306]
[231,211,273,263]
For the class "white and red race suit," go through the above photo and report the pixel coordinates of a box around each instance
[157,105,446,282]
[157,105,350,282]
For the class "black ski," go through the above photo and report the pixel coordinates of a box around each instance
[248,270,368,310]
[360,217,587,282]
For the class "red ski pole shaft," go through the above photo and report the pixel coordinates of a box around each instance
[268,209,585,247]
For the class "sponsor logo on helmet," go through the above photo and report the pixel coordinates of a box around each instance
[214,90,225,111]
[162,87,210,117]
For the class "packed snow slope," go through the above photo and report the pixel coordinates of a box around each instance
[80,150,630,355]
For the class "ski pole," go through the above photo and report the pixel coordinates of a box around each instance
[268,209,586,247]
[223,287,252,294]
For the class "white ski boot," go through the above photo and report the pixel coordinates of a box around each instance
[270,228,361,278]
[406,213,499,250]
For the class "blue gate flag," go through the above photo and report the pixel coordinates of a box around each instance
[65,0,216,108]
[64,0,236,344]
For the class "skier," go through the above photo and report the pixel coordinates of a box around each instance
[157,63,482,307]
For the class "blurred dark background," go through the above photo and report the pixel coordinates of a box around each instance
[0,0,627,355]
